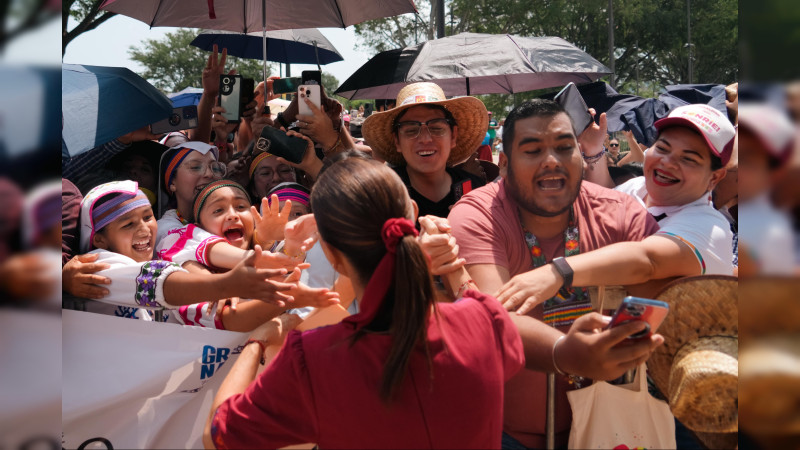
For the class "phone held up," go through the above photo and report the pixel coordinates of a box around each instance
[297,84,321,116]
[272,77,301,95]
[256,126,308,165]
[150,105,199,135]
[554,82,593,135]
[606,296,669,341]
[219,74,255,122]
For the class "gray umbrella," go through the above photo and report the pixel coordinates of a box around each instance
[335,33,612,100]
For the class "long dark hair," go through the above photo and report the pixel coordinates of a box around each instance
[311,158,436,403]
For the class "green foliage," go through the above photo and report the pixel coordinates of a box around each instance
[128,28,277,93]
[352,0,738,105]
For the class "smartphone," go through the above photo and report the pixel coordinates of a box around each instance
[554,82,593,135]
[273,77,301,95]
[451,179,473,201]
[297,84,321,116]
[219,74,243,122]
[301,70,322,86]
[256,126,308,164]
[607,296,669,340]
[150,105,198,135]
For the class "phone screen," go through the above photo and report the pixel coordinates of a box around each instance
[219,75,242,122]
[301,70,322,86]
[554,82,592,134]
[273,77,301,95]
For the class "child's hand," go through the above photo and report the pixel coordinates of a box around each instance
[226,245,295,307]
[283,214,318,258]
[282,266,340,309]
[252,248,305,271]
[418,215,465,276]
[251,194,292,244]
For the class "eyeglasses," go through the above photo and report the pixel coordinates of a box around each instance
[609,143,619,147]
[395,118,452,139]
[181,160,227,177]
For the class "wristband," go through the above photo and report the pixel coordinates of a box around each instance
[244,339,268,365]
[454,279,476,299]
[582,151,605,166]
[552,335,567,375]
[325,137,343,155]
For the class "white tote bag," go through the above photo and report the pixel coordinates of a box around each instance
[567,364,676,449]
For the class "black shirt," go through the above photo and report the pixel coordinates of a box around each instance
[393,165,486,219]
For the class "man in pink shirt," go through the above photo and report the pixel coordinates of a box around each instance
[450,99,659,448]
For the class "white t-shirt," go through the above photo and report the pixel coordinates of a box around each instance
[738,193,795,275]
[616,177,734,275]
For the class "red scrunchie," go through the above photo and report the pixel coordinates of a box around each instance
[381,217,418,253]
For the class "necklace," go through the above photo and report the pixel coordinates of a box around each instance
[519,206,592,328]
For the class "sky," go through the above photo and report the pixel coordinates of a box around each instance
[62,14,381,92]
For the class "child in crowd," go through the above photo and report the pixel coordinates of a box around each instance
[78,180,335,330]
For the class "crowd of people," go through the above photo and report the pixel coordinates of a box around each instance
[55,44,797,448]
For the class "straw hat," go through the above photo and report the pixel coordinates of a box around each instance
[362,82,489,166]
[647,275,738,434]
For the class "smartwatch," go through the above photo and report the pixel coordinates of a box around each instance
[551,257,573,290]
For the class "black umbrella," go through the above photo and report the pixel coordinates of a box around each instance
[335,33,611,99]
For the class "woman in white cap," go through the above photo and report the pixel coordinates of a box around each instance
[362,82,488,218]
[498,104,736,313]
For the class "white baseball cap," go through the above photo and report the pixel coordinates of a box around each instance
[738,103,796,165]
[655,104,736,166]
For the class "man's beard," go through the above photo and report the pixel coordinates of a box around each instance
[505,163,582,218]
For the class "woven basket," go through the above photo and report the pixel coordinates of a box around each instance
[649,275,738,433]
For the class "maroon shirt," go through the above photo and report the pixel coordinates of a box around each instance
[211,290,524,449]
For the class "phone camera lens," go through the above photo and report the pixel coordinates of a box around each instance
[222,77,231,85]
[168,113,181,126]
[625,305,644,317]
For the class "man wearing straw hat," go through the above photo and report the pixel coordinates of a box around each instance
[449,99,662,449]
[361,82,487,218]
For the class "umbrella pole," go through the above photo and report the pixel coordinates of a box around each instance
[313,41,321,72]
[261,0,268,85]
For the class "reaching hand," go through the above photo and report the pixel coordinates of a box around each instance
[578,108,608,157]
[226,245,295,307]
[62,253,111,299]
[283,214,319,257]
[281,266,340,309]
[248,312,303,345]
[252,247,304,271]
[556,312,664,380]
[251,194,292,244]
[201,45,228,97]
[495,265,561,315]
[418,215,465,276]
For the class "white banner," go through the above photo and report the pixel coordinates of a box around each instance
[62,309,248,450]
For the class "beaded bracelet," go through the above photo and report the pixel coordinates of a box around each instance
[581,151,605,166]
[245,339,268,365]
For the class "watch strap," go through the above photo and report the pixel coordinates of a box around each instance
[551,257,573,290]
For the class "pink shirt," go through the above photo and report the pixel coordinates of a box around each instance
[211,291,524,449]
[449,179,659,448]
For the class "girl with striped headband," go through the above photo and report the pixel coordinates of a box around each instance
[76,180,304,328]
[189,179,340,329]
[266,182,311,221]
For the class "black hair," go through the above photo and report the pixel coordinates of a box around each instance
[502,99,569,159]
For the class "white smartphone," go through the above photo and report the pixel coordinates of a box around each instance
[297,84,321,116]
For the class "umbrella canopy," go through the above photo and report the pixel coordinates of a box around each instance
[168,86,204,107]
[62,64,173,158]
[100,0,417,32]
[191,29,343,65]
[335,33,612,100]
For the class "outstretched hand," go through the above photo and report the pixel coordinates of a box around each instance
[495,265,561,315]
[251,194,292,244]
[283,214,319,257]
[201,44,228,97]
[281,266,341,309]
[556,312,664,381]
[227,245,295,307]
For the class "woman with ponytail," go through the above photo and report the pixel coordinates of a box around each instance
[204,157,525,449]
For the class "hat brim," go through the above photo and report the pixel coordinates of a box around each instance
[648,275,738,428]
[362,96,489,166]
[655,117,733,167]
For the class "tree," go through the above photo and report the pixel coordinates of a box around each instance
[64,0,115,56]
[352,0,738,102]
[129,28,276,93]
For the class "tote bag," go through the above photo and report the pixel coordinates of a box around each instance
[567,364,676,449]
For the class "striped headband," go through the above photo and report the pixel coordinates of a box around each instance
[249,152,273,179]
[192,180,249,222]
[268,186,310,207]
[163,147,193,190]
[92,190,150,234]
